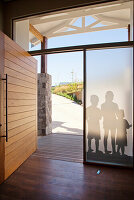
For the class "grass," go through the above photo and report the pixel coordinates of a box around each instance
[52,82,83,104]
[52,82,83,94]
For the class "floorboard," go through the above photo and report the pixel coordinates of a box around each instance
[33,134,83,163]
[0,156,134,200]
[0,134,134,200]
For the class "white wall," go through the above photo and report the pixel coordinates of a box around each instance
[14,20,29,51]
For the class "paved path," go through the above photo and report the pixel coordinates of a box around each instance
[52,94,83,135]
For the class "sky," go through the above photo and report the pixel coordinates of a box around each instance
[30,17,129,86]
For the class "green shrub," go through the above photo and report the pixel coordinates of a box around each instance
[51,87,55,93]
[51,82,83,104]
[56,92,82,104]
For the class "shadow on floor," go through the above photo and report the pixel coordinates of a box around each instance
[52,121,83,135]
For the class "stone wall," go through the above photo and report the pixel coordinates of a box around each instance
[38,73,52,136]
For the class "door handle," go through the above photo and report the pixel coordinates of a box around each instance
[0,74,8,142]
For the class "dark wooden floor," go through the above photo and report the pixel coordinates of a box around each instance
[0,133,134,200]
[0,155,134,200]
[33,134,83,163]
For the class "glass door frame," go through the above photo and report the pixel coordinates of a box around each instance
[83,46,133,167]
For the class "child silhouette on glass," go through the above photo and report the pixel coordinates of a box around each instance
[87,95,102,153]
[116,110,132,156]
[101,91,119,154]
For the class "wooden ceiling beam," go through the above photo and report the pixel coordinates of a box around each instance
[29,24,44,43]
[49,23,127,38]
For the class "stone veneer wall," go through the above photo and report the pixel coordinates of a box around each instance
[38,73,52,136]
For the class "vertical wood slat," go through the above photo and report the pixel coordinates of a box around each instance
[3,34,37,180]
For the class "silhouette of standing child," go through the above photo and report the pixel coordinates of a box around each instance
[101,91,119,154]
[116,110,132,155]
[87,95,102,153]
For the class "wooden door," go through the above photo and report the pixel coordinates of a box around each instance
[0,32,37,182]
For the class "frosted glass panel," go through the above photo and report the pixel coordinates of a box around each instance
[86,48,133,166]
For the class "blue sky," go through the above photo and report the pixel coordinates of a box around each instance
[31,27,128,86]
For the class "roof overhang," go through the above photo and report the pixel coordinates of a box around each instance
[28,1,132,46]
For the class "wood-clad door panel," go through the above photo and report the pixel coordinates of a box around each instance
[4,35,37,179]
[0,32,37,182]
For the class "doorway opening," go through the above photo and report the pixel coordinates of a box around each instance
[34,51,84,162]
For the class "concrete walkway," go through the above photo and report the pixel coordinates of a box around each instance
[52,94,83,135]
